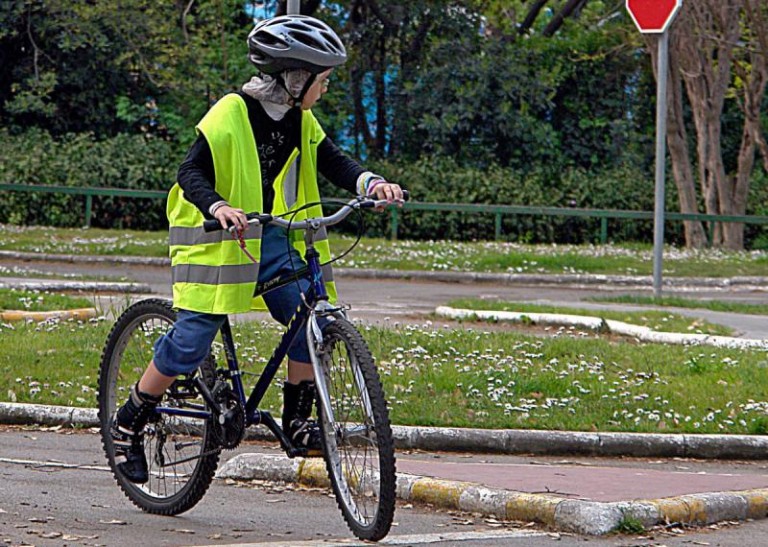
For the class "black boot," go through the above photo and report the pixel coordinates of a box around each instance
[282,380,323,454]
[110,383,162,483]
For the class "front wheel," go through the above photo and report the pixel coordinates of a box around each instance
[97,298,220,515]
[315,318,396,541]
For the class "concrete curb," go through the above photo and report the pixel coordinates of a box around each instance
[0,307,99,322]
[392,425,768,460]
[0,278,151,294]
[342,268,768,289]
[3,402,768,460]
[436,306,767,349]
[215,452,768,535]
[0,250,169,267]
[0,402,100,427]
[4,402,768,535]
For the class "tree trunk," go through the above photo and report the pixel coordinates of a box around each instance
[648,31,708,248]
[350,64,375,154]
[724,0,768,249]
[373,34,387,158]
[674,0,744,248]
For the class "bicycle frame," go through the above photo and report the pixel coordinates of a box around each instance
[154,225,335,456]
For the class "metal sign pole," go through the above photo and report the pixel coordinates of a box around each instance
[284,0,301,205]
[652,30,670,297]
[626,0,682,299]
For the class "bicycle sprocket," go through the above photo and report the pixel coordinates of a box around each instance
[210,382,246,449]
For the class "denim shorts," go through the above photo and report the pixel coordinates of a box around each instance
[153,224,316,377]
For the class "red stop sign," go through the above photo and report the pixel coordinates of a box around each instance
[626,0,682,33]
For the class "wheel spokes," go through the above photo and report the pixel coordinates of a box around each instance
[322,333,382,526]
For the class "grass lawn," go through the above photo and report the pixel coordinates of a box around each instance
[2,313,768,435]
[3,223,768,277]
[0,225,169,257]
[0,288,92,312]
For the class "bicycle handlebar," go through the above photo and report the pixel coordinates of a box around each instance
[202,190,409,233]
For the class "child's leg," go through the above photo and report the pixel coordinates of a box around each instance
[287,360,314,383]
[259,224,327,451]
[138,360,176,397]
[111,309,226,482]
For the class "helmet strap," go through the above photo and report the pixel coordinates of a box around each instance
[274,71,318,108]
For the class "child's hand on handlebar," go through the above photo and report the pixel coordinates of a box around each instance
[214,204,249,231]
[367,180,405,209]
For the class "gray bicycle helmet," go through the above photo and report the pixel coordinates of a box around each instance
[247,15,347,74]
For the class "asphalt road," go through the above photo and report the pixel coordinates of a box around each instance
[3,255,767,338]
[3,256,768,545]
[4,427,768,547]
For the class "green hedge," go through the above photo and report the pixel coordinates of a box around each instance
[0,129,179,230]
[334,155,684,244]
[3,129,766,247]
[746,168,768,250]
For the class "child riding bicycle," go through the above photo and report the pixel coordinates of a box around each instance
[111,14,404,484]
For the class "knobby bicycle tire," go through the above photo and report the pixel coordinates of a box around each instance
[316,318,396,541]
[97,298,220,515]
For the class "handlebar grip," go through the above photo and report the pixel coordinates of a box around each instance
[203,219,223,232]
[203,213,274,233]
[359,189,411,209]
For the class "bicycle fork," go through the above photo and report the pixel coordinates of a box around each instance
[307,306,336,430]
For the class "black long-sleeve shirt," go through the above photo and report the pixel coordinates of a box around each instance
[177,91,364,217]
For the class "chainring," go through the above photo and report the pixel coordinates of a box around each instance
[210,381,246,449]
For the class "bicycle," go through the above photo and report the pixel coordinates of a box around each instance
[97,193,406,541]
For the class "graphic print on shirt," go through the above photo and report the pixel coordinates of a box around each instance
[259,130,287,188]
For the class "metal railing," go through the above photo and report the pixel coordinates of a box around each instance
[0,183,167,228]
[3,183,768,243]
[388,202,768,243]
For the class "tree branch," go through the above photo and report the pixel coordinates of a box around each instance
[366,0,398,31]
[181,0,195,43]
[26,4,41,81]
[519,0,549,36]
[543,0,589,37]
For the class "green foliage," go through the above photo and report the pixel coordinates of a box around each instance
[345,155,679,243]
[615,513,645,535]
[748,416,768,436]
[0,289,91,312]
[394,28,565,170]
[5,72,58,118]
[382,3,652,174]
[3,0,763,248]
[746,167,768,249]
[0,0,253,141]
[0,128,181,229]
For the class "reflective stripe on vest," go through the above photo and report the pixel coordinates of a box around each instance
[169,223,262,247]
[172,263,259,285]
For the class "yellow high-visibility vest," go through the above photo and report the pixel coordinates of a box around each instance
[167,93,336,314]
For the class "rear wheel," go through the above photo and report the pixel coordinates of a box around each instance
[316,318,396,541]
[97,299,220,515]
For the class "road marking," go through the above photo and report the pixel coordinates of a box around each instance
[193,529,548,547]
[0,457,110,472]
